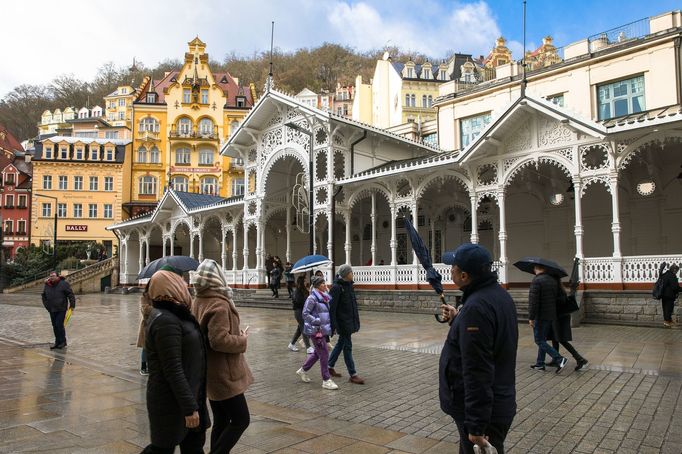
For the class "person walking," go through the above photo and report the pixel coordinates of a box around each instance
[136,283,152,375]
[296,275,338,390]
[546,278,588,371]
[528,265,567,373]
[142,269,209,454]
[265,255,273,287]
[288,275,313,353]
[438,243,518,454]
[191,259,253,454]
[284,262,295,298]
[41,271,76,350]
[328,264,365,384]
[270,262,282,298]
[660,263,680,327]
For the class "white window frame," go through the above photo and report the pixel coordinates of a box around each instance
[460,112,492,148]
[200,176,218,195]
[178,118,192,135]
[89,176,98,191]
[175,147,191,165]
[58,176,68,190]
[104,176,114,191]
[139,176,157,195]
[199,148,214,165]
[232,177,245,196]
[183,89,191,103]
[88,204,98,218]
[73,203,83,218]
[198,118,213,135]
[137,147,148,163]
[42,203,52,217]
[74,176,83,190]
[150,146,160,163]
[201,89,209,104]
[43,175,52,190]
[597,75,645,120]
[171,176,189,192]
[57,203,67,218]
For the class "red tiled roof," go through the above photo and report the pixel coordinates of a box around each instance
[0,124,24,153]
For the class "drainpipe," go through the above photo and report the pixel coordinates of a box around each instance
[349,130,367,175]
[675,37,681,106]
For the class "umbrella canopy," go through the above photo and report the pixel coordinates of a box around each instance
[404,216,443,294]
[513,257,568,278]
[137,256,200,279]
[291,254,332,274]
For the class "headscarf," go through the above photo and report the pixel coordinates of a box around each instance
[191,259,232,298]
[148,270,192,309]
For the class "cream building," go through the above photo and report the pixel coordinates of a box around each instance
[104,85,136,129]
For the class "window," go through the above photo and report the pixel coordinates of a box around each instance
[90,148,99,160]
[75,147,84,160]
[597,75,645,120]
[407,67,414,78]
[422,95,427,107]
[89,176,98,191]
[104,204,113,219]
[104,176,114,191]
[105,131,119,139]
[57,203,66,218]
[106,148,114,160]
[405,94,410,106]
[440,70,448,80]
[60,147,68,159]
[118,98,125,107]
[547,94,565,107]
[337,107,343,115]
[137,146,148,163]
[201,89,209,104]
[428,95,433,107]
[178,118,192,135]
[18,195,26,208]
[139,176,157,195]
[5,194,14,207]
[199,148,214,165]
[43,175,52,190]
[74,176,83,190]
[121,88,127,94]
[4,173,14,185]
[139,117,159,132]
[150,146,160,163]
[4,220,12,234]
[73,204,82,218]
[171,176,188,192]
[200,176,218,195]
[232,177,245,196]
[230,120,239,135]
[118,112,125,120]
[183,89,191,103]
[58,176,68,190]
[17,220,26,234]
[460,112,492,148]
[236,96,246,107]
[88,204,97,218]
[198,118,213,135]
[42,203,52,217]
[175,147,191,165]
[410,94,416,107]
[44,146,53,159]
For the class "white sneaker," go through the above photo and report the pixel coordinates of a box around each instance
[306,346,315,354]
[322,379,339,390]
[288,343,299,352]
[296,368,311,383]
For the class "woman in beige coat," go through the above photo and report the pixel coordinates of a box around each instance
[136,284,153,375]
[191,259,253,454]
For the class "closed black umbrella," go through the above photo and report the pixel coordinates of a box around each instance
[513,257,568,278]
[137,256,200,279]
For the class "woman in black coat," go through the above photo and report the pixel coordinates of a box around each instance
[142,270,209,454]
[288,275,311,352]
[547,278,588,371]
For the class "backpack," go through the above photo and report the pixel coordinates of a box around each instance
[652,263,666,300]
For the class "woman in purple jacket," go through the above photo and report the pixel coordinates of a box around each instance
[296,275,338,390]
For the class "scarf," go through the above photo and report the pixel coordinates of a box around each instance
[190,258,233,298]
[311,288,330,303]
[148,270,192,310]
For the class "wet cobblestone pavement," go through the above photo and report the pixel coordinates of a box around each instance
[1,292,681,453]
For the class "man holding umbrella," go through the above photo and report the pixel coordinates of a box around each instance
[439,244,518,454]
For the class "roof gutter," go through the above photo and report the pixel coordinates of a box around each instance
[349,130,367,175]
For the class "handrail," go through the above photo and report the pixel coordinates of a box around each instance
[3,257,118,292]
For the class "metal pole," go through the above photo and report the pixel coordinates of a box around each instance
[308,138,314,257]
[53,204,57,259]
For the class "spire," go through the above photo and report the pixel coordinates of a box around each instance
[266,21,275,93]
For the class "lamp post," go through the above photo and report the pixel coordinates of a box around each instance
[34,193,58,260]
[284,122,314,258]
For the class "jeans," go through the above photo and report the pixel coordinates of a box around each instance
[302,335,331,380]
[533,320,562,366]
[454,418,512,454]
[141,429,206,453]
[662,298,675,322]
[49,310,67,345]
[209,393,250,454]
[290,309,310,348]
[141,348,147,368]
[328,333,356,376]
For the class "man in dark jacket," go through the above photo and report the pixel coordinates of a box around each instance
[438,244,517,454]
[660,263,680,327]
[328,264,364,384]
[528,265,567,372]
[41,271,76,349]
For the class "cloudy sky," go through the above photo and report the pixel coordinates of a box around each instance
[1,0,678,98]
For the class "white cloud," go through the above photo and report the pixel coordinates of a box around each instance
[0,0,507,98]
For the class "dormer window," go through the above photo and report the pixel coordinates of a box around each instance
[90,147,99,160]
[236,96,246,107]
[75,147,84,160]
[407,67,414,78]
[439,70,448,80]
[60,147,69,159]
[121,87,127,94]
[44,146,53,159]
[106,148,114,161]
[146,92,157,103]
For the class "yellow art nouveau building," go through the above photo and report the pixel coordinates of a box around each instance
[127,37,255,216]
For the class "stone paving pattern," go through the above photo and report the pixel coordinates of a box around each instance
[0,293,681,453]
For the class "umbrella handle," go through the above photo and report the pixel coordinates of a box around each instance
[434,294,451,323]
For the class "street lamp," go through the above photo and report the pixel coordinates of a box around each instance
[284,122,314,258]
[34,193,58,259]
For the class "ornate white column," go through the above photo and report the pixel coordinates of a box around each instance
[255,221,263,273]
[189,233,195,259]
[429,219,435,260]
[232,231,238,271]
[370,193,377,266]
[242,223,249,270]
[169,231,174,256]
[497,190,508,284]
[198,231,204,262]
[573,177,584,259]
[327,210,333,260]
[221,229,227,269]
[138,240,144,275]
[285,206,292,263]
[162,237,167,258]
[609,171,623,283]
[121,237,128,284]
[344,210,352,265]
[470,194,479,244]
[411,202,418,265]
[390,204,397,266]
[145,238,150,266]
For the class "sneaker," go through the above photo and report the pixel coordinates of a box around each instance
[575,359,588,371]
[664,321,672,328]
[306,346,315,354]
[555,357,568,374]
[322,379,339,390]
[296,367,311,383]
[288,343,299,352]
[530,364,546,371]
[328,367,342,377]
[139,368,149,376]
[349,375,365,384]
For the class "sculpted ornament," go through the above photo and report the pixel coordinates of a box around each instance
[539,118,572,147]
[506,119,532,153]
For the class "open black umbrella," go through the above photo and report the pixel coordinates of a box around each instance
[137,256,200,279]
[403,215,450,323]
[513,256,568,278]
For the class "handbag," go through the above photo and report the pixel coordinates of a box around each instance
[557,293,579,315]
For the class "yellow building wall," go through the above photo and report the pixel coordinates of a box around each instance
[400,80,440,123]
[131,105,169,202]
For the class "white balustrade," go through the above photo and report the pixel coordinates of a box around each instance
[582,257,615,282]
[621,255,682,282]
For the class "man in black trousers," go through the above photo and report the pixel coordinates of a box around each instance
[41,271,75,349]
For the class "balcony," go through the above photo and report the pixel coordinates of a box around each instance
[4,205,14,209]
[169,127,219,141]
[138,130,160,141]
[3,231,12,236]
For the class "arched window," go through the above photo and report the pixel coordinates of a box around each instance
[139,176,157,195]
[175,147,191,165]
[150,146,160,163]
[405,94,410,107]
[139,117,159,133]
[230,120,240,135]
[200,176,218,195]
[171,176,188,192]
[410,94,416,107]
[428,95,433,107]
[137,146,148,163]
[177,118,192,135]
[198,118,214,136]
[422,95,427,107]
[199,148,214,165]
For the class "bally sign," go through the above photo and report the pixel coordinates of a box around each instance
[65,225,88,232]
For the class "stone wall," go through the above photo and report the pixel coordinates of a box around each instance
[582,291,680,327]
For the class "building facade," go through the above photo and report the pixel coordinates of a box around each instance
[126,37,255,217]
[0,125,31,260]
[104,85,136,129]
[32,137,131,256]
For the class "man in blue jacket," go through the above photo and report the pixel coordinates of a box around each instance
[438,244,518,454]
